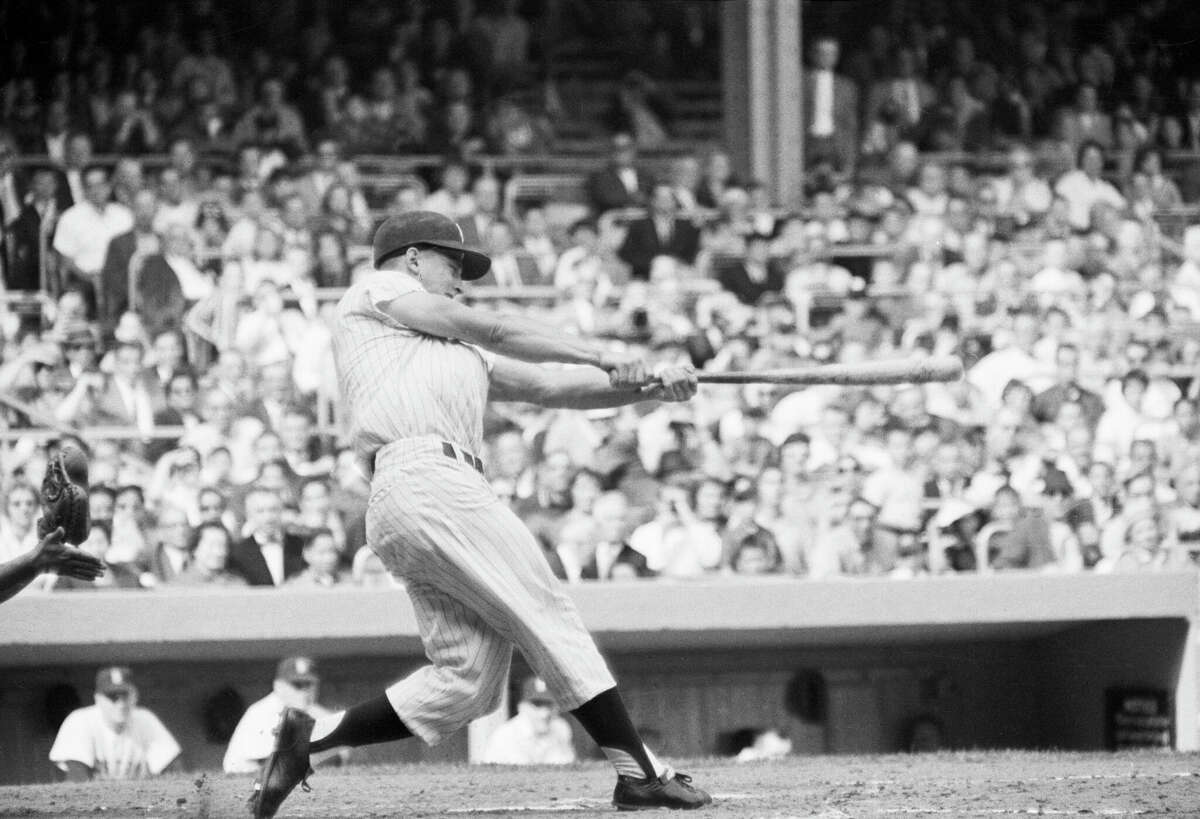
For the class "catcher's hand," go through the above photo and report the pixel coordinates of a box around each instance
[37,447,90,546]
[34,527,106,582]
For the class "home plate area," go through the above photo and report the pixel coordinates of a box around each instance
[1,753,1198,818]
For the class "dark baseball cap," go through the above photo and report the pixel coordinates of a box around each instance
[276,656,319,685]
[520,676,555,705]
[95,666,136,696]
[372,211,491,280]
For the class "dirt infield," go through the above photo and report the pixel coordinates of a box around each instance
[2,752,1199,818]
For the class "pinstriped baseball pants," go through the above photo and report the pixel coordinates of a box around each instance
[368,437,616,745]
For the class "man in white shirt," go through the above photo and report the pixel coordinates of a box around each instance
[480,676,576,766]
[0,131,25,234]
[151,167,200,234]
[53,165,133,297]
[423,161,476,221]
[49,667,181,781]
[628,484,722,577]
[225,657,346,774]
[1053,141,1125,231]
[968,310,1055,409]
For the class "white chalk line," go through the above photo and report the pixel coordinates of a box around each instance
[445,773,1199,814]
[854,770,1198,787]
[445,792,756,813]
[878,810,1148,816]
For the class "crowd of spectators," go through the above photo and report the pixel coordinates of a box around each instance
[1,0,1200,594]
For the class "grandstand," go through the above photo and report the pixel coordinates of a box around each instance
[3,0,1200,795]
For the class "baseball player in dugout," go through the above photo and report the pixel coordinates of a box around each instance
[480,675,578,766]
[49,666,182,781]
[224,657,348,775]
[249,211,712,817]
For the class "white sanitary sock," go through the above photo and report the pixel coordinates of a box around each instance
[601,745,669,780]
[309,710,345,744]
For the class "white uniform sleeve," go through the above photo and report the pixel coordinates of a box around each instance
[49,709,96,771]
[480,720,524,765]
[365,273,424,314]
[135,709,182,774]
[466,344,496,372]
[223,701,279,774]
[548,718,577,764]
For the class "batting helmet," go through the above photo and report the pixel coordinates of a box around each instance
[372,211,491,280]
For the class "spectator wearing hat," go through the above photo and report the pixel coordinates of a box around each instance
[1038,468,1085,572]
[928,498,981,573]
[223,657,345,774]
[617,183,701,281]
[49,667,181,781]
[480,676,576,766]
[1095,509,1176,573]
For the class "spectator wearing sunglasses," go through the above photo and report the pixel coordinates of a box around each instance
[49,667,181,781]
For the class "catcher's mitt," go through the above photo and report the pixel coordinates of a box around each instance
[38,447,90,546]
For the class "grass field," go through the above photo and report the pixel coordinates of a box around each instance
[2,752,1199,818]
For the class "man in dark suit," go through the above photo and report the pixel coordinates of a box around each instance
[1031,342,1104,427]
[617,183,701,280]
[716,231,785,305]
[145,505,194,585]
[586,132,651,214]
[6,166,61,292]
[579,491,655,580]
[0,131,28,285]
[22,99,73,165]
[1182,78,1200,152]
[229,487,306,586]
[98,188,160,329]
[805,35,859,175]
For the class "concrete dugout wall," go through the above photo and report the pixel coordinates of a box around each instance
[0,572,1196,784]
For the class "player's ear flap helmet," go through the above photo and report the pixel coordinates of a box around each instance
[372,211,492,280]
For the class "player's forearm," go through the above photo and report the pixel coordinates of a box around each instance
[0,551,39,604]
[536,368,645,410]
[484,314,606,369]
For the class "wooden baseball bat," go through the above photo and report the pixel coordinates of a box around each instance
[693,356,964,386]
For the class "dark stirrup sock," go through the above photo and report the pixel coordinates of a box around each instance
[570,687,664,780]
[309,694,414,752]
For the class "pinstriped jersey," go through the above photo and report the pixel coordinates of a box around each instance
[333,271,493,472]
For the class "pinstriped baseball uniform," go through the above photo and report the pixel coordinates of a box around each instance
[333,271,616,745]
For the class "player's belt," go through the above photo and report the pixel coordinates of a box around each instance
[442,441,484,474]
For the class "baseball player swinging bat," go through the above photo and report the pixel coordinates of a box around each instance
[687,355,964,386]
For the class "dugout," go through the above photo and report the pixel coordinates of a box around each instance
[0,571,1196,784]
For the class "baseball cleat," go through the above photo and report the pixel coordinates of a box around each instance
[613,770,713,810]
[248,707,316,818]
